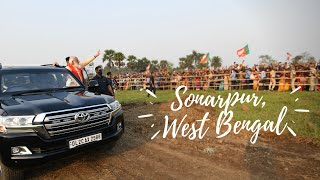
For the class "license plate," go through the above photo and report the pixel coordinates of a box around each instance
[69,133,102,149]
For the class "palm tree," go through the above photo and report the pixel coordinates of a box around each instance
[127,55,137,70]
[179,57,187,69]
[211,56,222,69]
[136,57,151,72]
[151,60,159,71]
[186,54,195,69]
[160,60,170,67]
[192,50,201,67]
[103,49,115,68]
[113,52,126,69]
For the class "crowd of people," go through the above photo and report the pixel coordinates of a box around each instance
[111,61,320,92]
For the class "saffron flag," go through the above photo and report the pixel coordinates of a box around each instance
[287,52,292,61]
[237,45,250,58]
[145,64,150,76]
[200,53,209,64]
[146,64,150,70]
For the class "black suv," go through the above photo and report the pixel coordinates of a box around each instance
[0,65,124,179]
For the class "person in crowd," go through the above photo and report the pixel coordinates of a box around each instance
[177,74,182,87]
[148,71,156,97]
[230,69,237,90]
[219,75,224,90]
[66,50,100,83]
[133,78,137,90]
[146,74,150,88]
[157,75,162,88]
[195,77,200,90]
[303,72,309,90]
[208,71,213,88]
[184,75,190,89]
[253,71,260,91]
[296,73,302,90]
[269,68,276,91]
[284,72,290,91]
[124,77,130,90]
[238,70,245,90]
[260,68,267,90]
[309,63,317,91]
[250,69,255,89]
[245,69,251,89]
[136,78,141,90]
[290,64,296,90]
[278,73,286,91]
[92,66,114,98]
[224,71,229,90]
[299,73,307,91]
[203,76,209,91]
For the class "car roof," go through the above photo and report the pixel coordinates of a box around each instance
[0,66,66,71]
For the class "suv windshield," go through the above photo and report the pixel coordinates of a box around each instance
[1,70,82,95]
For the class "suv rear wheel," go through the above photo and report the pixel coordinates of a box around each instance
[0,161,24,180]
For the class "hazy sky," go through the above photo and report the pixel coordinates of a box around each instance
[0,0,319,67]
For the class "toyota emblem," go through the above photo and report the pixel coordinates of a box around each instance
[74,112,90,123]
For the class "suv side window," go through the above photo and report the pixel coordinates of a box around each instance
[1,71,82,94]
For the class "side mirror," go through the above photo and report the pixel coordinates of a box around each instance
[88,80,99,88]
[88,80,99,93]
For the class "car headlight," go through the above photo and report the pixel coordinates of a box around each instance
[109,100,121,111]
[0,116,35,127]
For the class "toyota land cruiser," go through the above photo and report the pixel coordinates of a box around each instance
[0,65,124,179]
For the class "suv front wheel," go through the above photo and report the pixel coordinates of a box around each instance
[0,161,24,180]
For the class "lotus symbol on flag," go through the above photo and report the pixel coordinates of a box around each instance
[237,45,249,58]
[237,49,244,56]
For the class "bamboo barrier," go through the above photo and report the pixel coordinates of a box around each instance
[112,70,319,91]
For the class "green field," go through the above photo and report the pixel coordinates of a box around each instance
[115,89,320,141]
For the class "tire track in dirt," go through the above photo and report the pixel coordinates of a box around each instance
[142,142,252,179]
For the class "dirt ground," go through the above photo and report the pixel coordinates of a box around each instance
[27,102,320,180]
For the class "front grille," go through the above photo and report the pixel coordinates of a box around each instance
[43,105,112,138]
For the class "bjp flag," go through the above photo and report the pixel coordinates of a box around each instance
[237,45,250,58]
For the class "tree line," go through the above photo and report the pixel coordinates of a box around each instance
[101,49,223,72]
[102,49,173,72]
[99,49,318,72]
[178,50,222,70]
[259,52,318,65]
